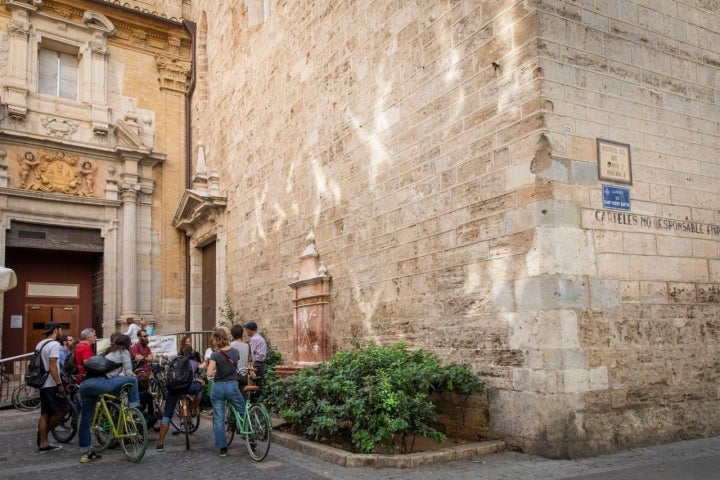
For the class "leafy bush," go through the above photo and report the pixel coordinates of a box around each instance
[271,343,483,453]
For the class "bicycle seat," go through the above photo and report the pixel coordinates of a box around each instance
[242,385,260,393]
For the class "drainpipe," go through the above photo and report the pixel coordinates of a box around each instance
[183,20,197,332]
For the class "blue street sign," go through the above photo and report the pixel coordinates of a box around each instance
[602,185,631,211]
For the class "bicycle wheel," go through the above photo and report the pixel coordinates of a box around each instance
[13,383,40,411]
[91,401,119,452]
[171,398,201,433]
[245,404,272,461]
[182,414,191,450]
[224,404,236,447]
[50,399,78,443]
[187,410,200,433]
[120,407,147,463]
[149,380,165,431]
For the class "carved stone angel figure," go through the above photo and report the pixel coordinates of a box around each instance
[17,151,39,188]
[79,160,98,197]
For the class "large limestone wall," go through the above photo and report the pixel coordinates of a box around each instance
[192,0,547,447]
[191,0,542,359]
[189,0,720,457]
[525,0,720,456]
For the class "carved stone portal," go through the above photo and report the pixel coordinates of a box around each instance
[15,149,97,197]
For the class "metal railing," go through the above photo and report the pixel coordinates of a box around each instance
[0,353,32,408]
[0,331,212,409]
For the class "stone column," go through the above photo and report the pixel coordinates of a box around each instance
[4,4,34,120]
[102,219,119,334]
[85,41,111,135]
[120,173,140,321]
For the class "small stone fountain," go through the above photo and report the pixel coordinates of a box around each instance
[275,230,332,377]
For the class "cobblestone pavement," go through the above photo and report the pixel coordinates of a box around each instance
[2,407,718,479]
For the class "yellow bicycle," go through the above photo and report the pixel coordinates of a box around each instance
[90,382,148,463]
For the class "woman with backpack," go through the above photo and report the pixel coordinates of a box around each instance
[155,345,205,452]
[206,327,245,456]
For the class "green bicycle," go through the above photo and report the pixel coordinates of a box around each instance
[223,384,272,461]
[90,383,148,463]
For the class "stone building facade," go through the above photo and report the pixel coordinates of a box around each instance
[0,0,191,357]
[0,0,718,459]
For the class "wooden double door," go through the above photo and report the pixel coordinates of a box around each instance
[25,304,79,353]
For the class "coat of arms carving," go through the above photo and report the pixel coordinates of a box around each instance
[16,150,97,197]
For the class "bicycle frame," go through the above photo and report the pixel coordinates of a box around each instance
[92,392,128,439]
[224,389,272,461]
[89,383,147,463]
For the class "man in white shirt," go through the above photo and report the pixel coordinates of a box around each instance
[36,322,68,452]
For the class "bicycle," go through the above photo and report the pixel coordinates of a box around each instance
[89,382,148,463]
[222,381,272,461]
[197,367,213,414]
[50,374,82,443]
[12,382,40,411]
[174,393,198,450]
[147,361,168,431]
[0,363,10,383]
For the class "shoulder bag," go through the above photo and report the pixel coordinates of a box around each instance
[219,349,248,383]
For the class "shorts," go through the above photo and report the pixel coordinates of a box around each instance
[40,386,68,417]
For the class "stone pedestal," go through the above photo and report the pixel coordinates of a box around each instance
[278,230,332,376]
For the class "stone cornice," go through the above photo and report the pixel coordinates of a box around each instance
[41,1,191,60]
[86,0,185,24]
[0,185,121,207]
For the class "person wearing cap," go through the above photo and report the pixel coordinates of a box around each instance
[36,322,68,452]
[244,321,267,388]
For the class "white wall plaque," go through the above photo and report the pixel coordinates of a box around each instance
[597,138,632,185]
[26,282,79,298]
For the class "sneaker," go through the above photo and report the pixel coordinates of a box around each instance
[220,447,228,456]
[80,451,102,463]
[155,444,164,452]
[38,444,62,452]
[146,415,158,430]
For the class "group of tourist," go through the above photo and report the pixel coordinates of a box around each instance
[33,318,267,463]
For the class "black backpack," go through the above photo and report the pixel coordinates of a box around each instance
[64,351,79,376]
[26,340,51,389]
[165,355,193,392]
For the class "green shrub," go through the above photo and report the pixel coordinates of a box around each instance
[270,343,483,453]
[257,331,282,411]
